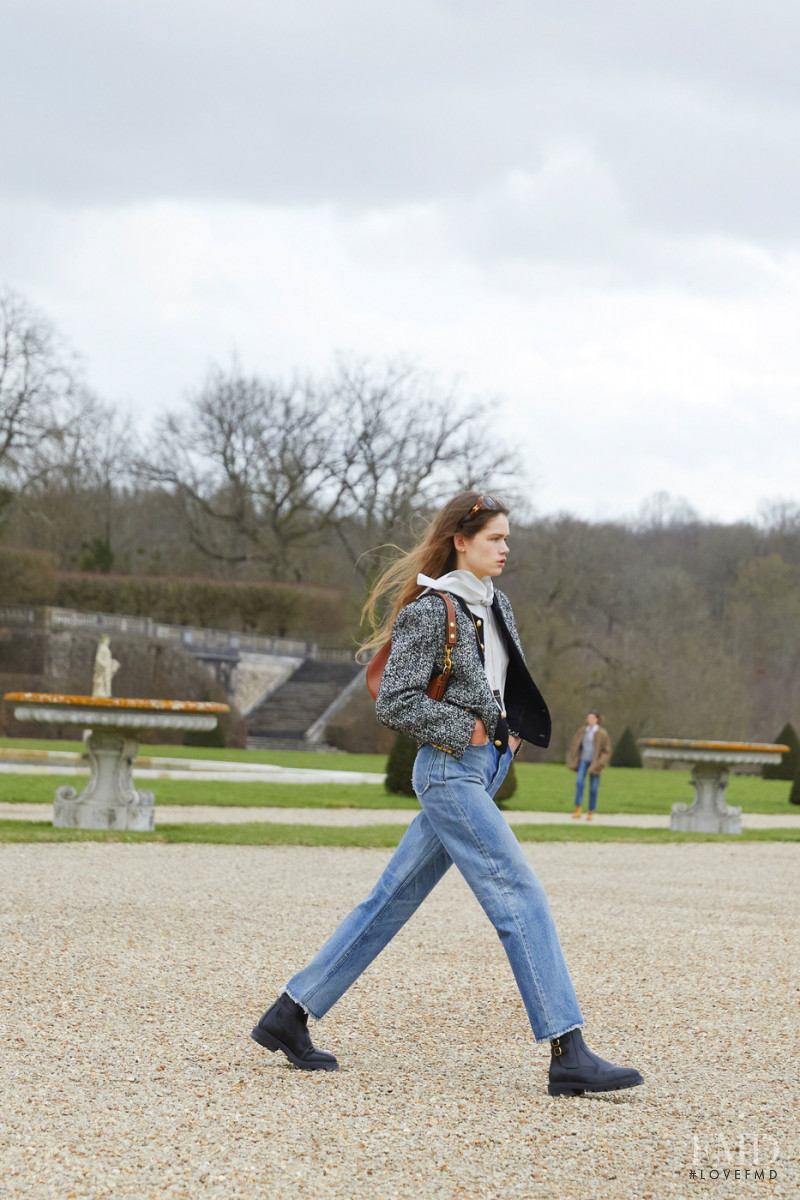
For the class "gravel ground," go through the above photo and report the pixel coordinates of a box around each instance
[2,802,800,829]
[1,842,798,1200]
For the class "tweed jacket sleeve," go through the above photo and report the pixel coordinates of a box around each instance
[375,594,498,759]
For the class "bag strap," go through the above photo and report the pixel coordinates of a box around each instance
[437,591,458,648]
[425,591,457,701]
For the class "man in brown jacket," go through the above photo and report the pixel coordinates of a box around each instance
[567,710,612,821]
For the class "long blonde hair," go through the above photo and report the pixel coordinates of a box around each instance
[358,491,509,658]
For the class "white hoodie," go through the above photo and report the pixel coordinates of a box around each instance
[417,569,509,709]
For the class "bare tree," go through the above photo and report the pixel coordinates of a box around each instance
[139,362,349,578]
[323,357,521,576]
[139,357,521,580]
[14,395,134,569]
[633,490,701,531]
[0,290,85,519]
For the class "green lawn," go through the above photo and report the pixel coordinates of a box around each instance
[533,765,797,816]
[0,738,384,775]
[1,819,798,847]
[0,758,796,814]
[0,775,412,809]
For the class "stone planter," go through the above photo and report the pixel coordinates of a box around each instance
[638,738,789,835]
[3,693,229,831]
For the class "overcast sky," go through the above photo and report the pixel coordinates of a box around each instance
[3,0,800,522]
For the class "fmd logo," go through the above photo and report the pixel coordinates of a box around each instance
[689,1116,780,1183]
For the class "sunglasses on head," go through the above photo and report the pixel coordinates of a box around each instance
[465,495,500,520]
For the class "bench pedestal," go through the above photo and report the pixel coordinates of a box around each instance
[54,730,155,831]
[639,739,790,836]
[669,764,742,835]
[4,693,228,831]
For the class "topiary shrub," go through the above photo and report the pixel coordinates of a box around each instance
[762,723,800,781]
[610,727,643,768]
[384,734,419,796]
[181,690,236,749]
[494,760,517,808]
[182,722,226,749]
[789,770,800,806]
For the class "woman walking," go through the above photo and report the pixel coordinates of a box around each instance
[251,493,643,1096]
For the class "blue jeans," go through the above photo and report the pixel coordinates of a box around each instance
[574,759,600,811]
[285,742,583,1043]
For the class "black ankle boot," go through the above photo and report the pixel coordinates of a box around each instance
[548,1029,643,1096]
[251,993,339,1071]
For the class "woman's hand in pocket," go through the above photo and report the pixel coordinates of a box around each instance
[470,718,489,745]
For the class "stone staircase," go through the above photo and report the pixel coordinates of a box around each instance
[245,659,363,748]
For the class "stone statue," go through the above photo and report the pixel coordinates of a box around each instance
[92,636,120,698]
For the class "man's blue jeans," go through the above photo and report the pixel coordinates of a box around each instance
[574,758,600,811]
[285,742,583,1043]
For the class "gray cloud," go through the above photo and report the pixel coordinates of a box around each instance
[3,0,800,244]
[2,0,800,523]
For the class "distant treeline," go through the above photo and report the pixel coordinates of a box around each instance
[4,506,800,759]
[499,510,800,758]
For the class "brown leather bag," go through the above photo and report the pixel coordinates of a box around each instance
[366,592,458,701]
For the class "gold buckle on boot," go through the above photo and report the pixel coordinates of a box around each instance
[551,1037,562,1057]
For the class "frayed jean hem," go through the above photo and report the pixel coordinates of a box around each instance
[535,1021,583,1045]
[284,987,319,1021]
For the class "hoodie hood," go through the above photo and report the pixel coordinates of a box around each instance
[416,569,495,607]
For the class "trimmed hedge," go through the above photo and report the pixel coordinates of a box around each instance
[790,770,800,806]
[762,723,800,781]
[610,727,643,768]
[384,734,418,796]
[54,571,351,639]
[182,726,226,748]
[494,760,517,807]
[0,547,57,605]
[0,548,353,640]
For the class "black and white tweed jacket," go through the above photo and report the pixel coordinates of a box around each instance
[375,588,551,759]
